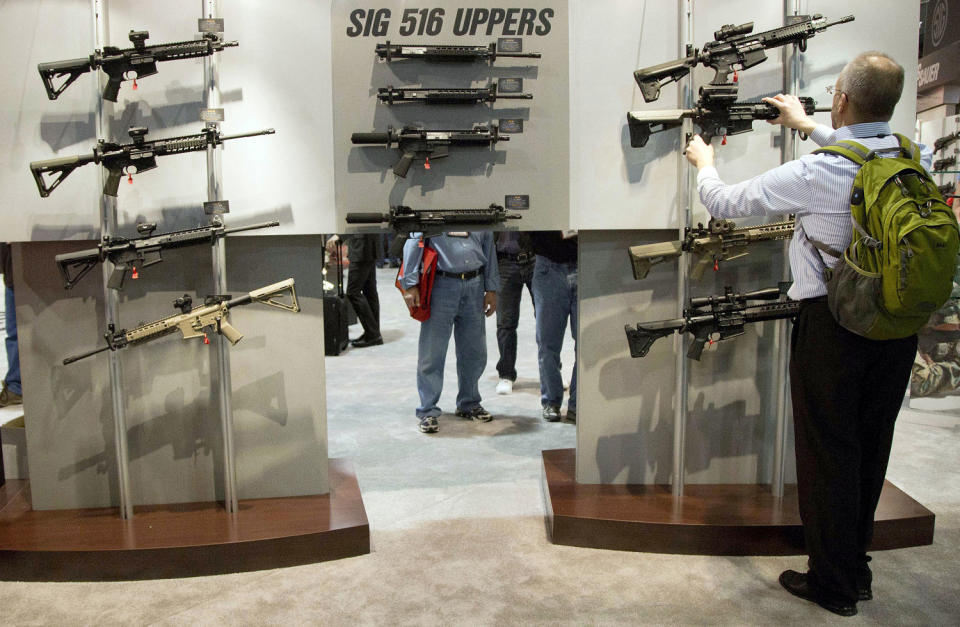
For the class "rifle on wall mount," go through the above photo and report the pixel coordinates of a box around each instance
[628,218,795,279]
[375,40,540,63]
[62,279,300,365]
[30,125,275,197]
[376,84,532,105]
[39,30,237,102]
[934,131,959,154]
[346,204,521,236]
[624,283,800,361]
[350,124,508,177]
[633,14,854,103]
[55,219,280,291]
[628,98,826,147]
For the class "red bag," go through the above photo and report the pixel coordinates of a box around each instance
[395,237,438,322]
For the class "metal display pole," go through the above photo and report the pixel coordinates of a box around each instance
[771,0,802,498]
[93,0,134,520]
[202,0,238,514]
[672,0,695,498]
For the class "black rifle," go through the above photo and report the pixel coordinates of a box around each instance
[938,182,958,199]
[628,97,821,147]
[351,124,508,177]
[62,279,300,365]
[39,30,237,102]
[624,282,800,360]
[375,41,540,63]
[346,204,521,236]
[55,219,280,291]
[376,84,532,105]
[934,131,959,154]
[30,126,275,197]
[634,14,854,103]
[934,156,957,173]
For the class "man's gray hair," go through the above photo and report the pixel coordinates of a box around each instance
[837,51,904,121]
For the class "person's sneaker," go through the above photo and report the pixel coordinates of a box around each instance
[542,405,561,422]
[418,416,439,434]
[0,383,22,407]
[496,379,514,395]
[565,408,577,423]
[455,405,493,422]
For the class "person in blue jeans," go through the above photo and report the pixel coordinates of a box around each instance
[529,231,578,423]
[400,232,499,434]
[0,244,21,408]
[494,232,536,395]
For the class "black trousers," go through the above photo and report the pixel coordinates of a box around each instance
[346,258,380,339]
[789,300,917,604]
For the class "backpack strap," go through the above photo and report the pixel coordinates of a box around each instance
[813,139,871,165]
[894,133,922,164]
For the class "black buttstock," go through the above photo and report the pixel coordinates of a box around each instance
[624,323,677,358]
[54,249,100,289]
[633,57,695,103]
[37,57,93,100]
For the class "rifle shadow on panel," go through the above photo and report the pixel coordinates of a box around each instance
[372,104,532,128]
[684,395,767,482]
[104,85,243,139]
[38,112,96,152]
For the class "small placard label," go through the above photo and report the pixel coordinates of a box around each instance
[499,119,523,134]
[497,38,523,53]
[204,200,230,215]
[199,18,225,33]
[201,108,225,122]
[497,78,523,94]
[504,195,530,210]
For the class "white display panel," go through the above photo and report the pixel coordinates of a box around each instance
[0,0,336,240]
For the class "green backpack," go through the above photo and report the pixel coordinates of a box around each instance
[809,134,960,340]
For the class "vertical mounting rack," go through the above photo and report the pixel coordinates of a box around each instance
[771,0,804,498]
[202,0,239,515]
[93,0,134,521]
[672,0,695,499]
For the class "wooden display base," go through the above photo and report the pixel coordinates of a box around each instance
[542,449,934,555]
[0,458,369,581]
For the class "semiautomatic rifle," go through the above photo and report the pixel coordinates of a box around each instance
[377,84,532,105]
[934,131,959,154]
[633,14,854,103]
[628,218,795,280]
[30,125,275,197]
[39,30,237,102]
[62,278,300,365]
[346,204,521,236]
[55,219,280,291]
[375,41,540,63]
[934,156,957,173]
[628,98,823,147]
[351,124,508,177]
[624,282,800,360]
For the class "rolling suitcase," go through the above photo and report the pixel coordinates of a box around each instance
[324,240,350,356]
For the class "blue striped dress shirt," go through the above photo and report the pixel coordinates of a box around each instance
[400,232,500,292]
[697,122,934,300]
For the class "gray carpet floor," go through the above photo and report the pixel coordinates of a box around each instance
[2,267,959,625]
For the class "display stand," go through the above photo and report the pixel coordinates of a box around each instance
[545,0,936,556]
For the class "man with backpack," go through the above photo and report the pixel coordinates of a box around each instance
[685,52,954,616]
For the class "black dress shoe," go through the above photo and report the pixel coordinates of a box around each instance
[779,570,857,617]
[351,336,383,348]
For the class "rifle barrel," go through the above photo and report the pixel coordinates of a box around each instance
[220,128,275,142]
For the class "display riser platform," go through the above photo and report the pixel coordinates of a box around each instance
[542,449,934,555]
[0,459,368,581]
